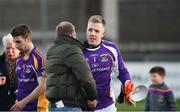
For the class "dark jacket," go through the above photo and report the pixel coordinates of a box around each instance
[46,34,98,108]
[145,82,176,111]
[0,53,17,111]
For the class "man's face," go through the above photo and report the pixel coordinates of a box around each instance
[150,73,164,84]
[86,22,105,46]
[5,41,19,61]
[13,36,28,53]
[72,27,77,39]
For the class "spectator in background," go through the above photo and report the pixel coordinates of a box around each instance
[10,24,48,111]
[145,66,176,111]
[46,21,98,111]
[0,34,19,111]
[83,15,135,111]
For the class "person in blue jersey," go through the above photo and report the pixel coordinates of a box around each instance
[83,15,136,111]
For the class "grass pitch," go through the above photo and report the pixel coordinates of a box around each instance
[117,99,180,111]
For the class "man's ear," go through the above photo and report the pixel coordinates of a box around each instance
[102,31,106,38]
[25,36,29,42]
[69,32,73,37]
[69,32,76,38]
[26,35,32,42]
[162,76,165,79]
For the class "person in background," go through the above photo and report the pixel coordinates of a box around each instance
[83,15,135,111]
[0,34,19,111]
[145,66,176,111]
[46,21,98,111]
[10,24,48,111]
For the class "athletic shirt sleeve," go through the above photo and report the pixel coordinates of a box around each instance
[102,40,131,85]
[115,44,131,84]
[33,48,47,77]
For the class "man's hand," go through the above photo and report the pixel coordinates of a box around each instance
[0,76,6,86]
[126,98,136,107]
[125,80,136,107]
[10,100,26,111]
[87,100,97,108]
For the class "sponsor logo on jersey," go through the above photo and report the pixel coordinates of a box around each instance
[91,63,99,68]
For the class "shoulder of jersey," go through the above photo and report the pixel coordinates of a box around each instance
[102,39,118,47]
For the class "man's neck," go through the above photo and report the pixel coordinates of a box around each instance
[23,43,34,60]
[6,57,16,64]
[85,42,101,49]
[24,43,34,55]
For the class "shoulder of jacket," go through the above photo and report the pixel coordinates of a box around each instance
[0,55,2,60]
[161,83,170,90]
[149,84,172,93]
[66,44,82,51]
[0,53,5,62]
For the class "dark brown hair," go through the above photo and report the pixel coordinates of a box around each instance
[149,66,166,77]
[11,24,32,38]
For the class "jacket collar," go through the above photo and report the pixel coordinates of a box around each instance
[55,34,84,50]
[151,82,165,88]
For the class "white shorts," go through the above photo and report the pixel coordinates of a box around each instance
[94,103,117,112]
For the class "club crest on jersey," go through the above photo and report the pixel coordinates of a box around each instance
[158,95,165,103]
[26,65,32,73]
[100,54,109,62]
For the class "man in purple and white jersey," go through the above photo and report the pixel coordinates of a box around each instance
[83,15,135,111]
[10,24,48,111]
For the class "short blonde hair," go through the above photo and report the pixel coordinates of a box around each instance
[2,34,14,49]
[88,15,105,26]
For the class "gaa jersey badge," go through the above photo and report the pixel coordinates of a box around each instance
[100,54,109,62]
